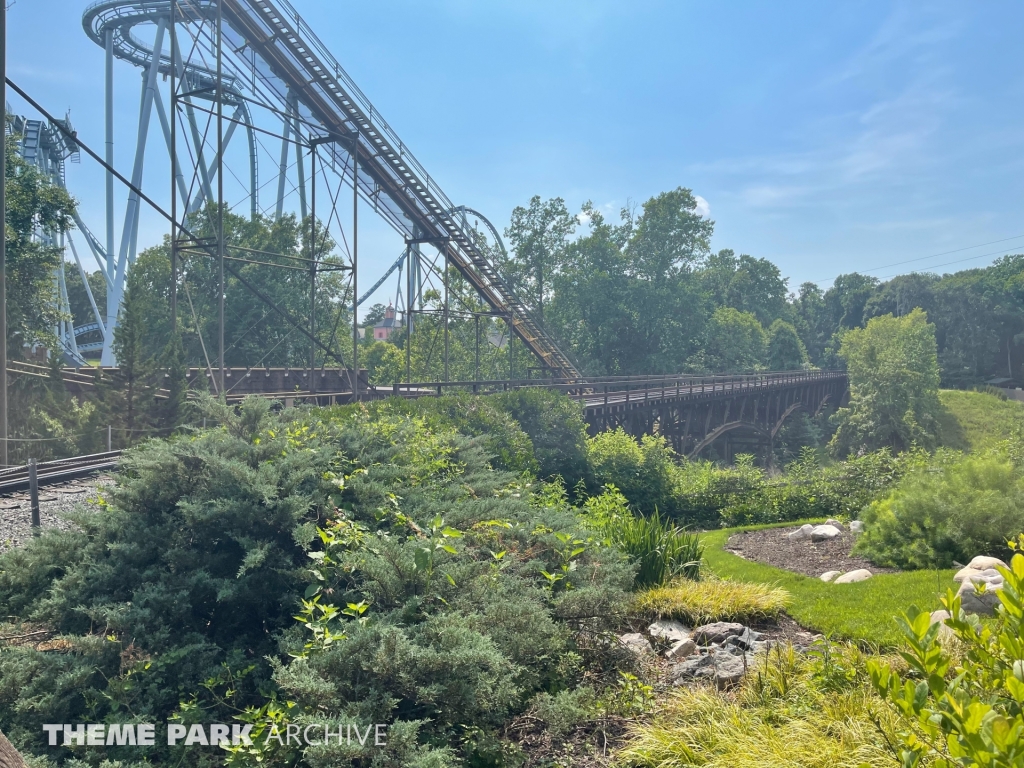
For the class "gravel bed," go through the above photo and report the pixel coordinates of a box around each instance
[726,524,897,578]
[0,475,111,552]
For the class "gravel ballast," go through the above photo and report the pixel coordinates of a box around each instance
[0,476,110,552]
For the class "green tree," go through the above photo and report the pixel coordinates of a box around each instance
[626,187,714,281]
[3,133,76,353]
[863,272,938,323]
[126,208,350,371]
[767,319,808,370]
[362,302,387,327]
[363,340,404,385]
[504,195,577,322]
[824,272,879,331]
[157,331,188,432]
[547,192,712,376]
[701,249,789,327]
[830,308,942,455]
[705,307,767,373]
[111,268,155,441]
[793,282,829,365]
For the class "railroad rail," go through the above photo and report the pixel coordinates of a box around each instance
[0,452,122,494]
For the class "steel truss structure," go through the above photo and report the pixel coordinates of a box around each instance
[66,0,579,384]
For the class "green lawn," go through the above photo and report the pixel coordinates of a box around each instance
[703,524,955,648]
[938,389,1024,452]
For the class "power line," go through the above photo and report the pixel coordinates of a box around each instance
[873,248,1022,280]
[813,233,1024,284]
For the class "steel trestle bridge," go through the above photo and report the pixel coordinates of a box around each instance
[379,369,848,460]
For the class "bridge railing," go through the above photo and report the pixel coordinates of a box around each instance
[369,369,847,403]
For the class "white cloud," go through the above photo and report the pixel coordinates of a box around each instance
[693,194,711,218]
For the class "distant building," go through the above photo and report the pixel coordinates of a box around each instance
[373,304,399,341]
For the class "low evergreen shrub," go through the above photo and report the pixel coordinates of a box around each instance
[855,449,1024,569]
[0,396,635,767]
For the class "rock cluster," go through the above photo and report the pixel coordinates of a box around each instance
[825,568,873,584]
[617,620,772,689]
[953,556,1008,615]
[788,523,842,542]
[672,621,769,688]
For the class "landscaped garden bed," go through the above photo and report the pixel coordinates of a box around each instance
[725,523,896,577]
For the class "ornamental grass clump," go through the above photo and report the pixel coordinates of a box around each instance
[584,485,703,588]
[618,642,907,768]
[632,577,789,625]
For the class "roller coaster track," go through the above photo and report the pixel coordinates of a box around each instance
[83,0,581,378]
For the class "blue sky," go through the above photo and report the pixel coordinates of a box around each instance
[7,0,1024,303]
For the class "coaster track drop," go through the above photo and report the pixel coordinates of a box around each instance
[71,0,580,378]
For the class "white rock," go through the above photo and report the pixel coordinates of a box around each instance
[966,556,1009,572]
[665,638,697,660]
[957,578,1003,616]
[849,520,864,533]
[955,566,1005,584]
[648,620,690,644]
[964,569,1004,585]
[810,524,842,542]
[820,571,842,582]
[618,633,653,655]
[929,610,955,642]
[825,519,844,530]
[788,524,814,542]
[954,566,978,583]
[833,569,873,584]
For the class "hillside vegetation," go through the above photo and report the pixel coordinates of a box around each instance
[938,388,1024,452]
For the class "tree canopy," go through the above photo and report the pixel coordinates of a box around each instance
[830,309,942,455]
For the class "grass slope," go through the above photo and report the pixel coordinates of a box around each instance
[703,525,953,647]
[938,389,1024,452]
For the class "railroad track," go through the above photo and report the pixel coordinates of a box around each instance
[0,452,122,495]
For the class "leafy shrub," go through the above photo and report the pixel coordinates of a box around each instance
[719,447,927,527]
[587,429,676,515]
[869,536,1024,766]
[619,642,906,767]
[584,429,923,529]
[855,450,1024,569]
[347,392,539,474]
[489,388,590,484]
[632,578,789,625]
